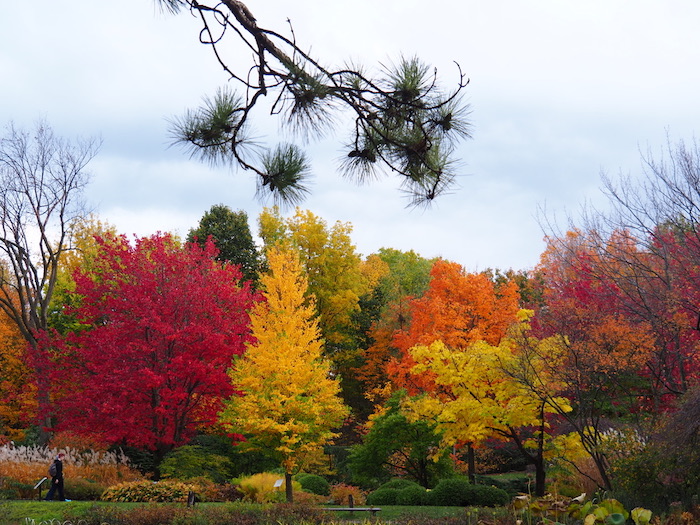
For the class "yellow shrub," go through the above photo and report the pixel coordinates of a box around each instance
[236,472,300,503]
[101,480,197,502]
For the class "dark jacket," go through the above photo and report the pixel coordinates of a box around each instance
[52,457,63,479]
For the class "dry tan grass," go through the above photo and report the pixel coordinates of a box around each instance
[0,444,144,486]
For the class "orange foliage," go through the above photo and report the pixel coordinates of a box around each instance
[387,260,520,394]
[355,298,412,402]
[329,483,366,505]
[537,230,655,384]
[0,303,37,441]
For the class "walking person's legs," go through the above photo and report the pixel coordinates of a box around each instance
[45,481,56,501]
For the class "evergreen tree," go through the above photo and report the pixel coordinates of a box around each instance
[188,204,261,284]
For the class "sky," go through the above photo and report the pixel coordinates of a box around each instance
[2,1,700,272]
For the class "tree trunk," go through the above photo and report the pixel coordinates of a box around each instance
[534,456,546,497]
[467,443,476,483]
[285,471,294,503]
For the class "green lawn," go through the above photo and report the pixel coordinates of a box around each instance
[326,504,509,521]
[0,500,100,525]
[0,501,511,525]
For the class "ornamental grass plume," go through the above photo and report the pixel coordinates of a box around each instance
[0,443,143,486]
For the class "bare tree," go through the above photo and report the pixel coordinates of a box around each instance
[158,0,471,207]
[0,121,99,426]
[539,139,700,402]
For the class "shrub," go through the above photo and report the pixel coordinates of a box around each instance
[291,490,327,505]
[86,504,195,525]
[329,482,366,506]
[100,480,198,502]
[367,487,400,505]
[396,484,428,506]
[296,473,330,496]
[64,477,106,501]
[208,482,244,502]
[160,445,235,483]
[236,472,299,503]
[378,478,421,490]
[427,477,471,506]
[0,477,34,500]
[469,484,510,507]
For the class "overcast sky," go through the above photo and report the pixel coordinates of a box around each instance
[2,1,699,271]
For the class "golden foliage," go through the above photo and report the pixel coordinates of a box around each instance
[329,482,366,505]
[236,472,297,503]
[221,247,349,474]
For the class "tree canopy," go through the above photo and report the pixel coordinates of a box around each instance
[47,233,257,465]
[221,246,348,502]
[187,204,261,284]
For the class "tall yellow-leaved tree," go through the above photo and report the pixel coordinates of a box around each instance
[220,247,348,502]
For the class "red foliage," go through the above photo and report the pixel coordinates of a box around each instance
[46,233,259,454]
[534,230,662,409]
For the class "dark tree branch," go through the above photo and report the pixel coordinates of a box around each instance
[162,0,471,207]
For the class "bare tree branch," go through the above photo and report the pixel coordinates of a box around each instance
[0,120,99,430]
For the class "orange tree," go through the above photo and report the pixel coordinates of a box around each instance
[387,259,520,394]
[378,259,520,481]
[354,248,434,410]
[0,302,36,442]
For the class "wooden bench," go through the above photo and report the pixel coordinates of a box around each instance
[329,507,381,517]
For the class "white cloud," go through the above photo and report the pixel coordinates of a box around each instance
[3,0,700,271]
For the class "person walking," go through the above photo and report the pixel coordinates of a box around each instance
[45,453,66,501]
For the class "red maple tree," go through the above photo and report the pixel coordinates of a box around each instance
[47,233,258,461]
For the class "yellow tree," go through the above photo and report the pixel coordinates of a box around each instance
[258,207,379,418]
[404,311,571,496]
[221,247,349,502]
[258,207,371,354]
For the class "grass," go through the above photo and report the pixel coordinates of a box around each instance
[327,504,512,523]
[326,504,469,520]
[0,501,510,525]
[0,500,112,525]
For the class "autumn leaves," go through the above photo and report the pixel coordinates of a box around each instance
[2,201,697,501]
[222,247,348,501]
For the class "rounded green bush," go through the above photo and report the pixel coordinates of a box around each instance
[396,485,428,506]
[468,484,510,507]
[378,479,421,491]
[160,445,234,483]
[297,474,330,496]
[427,477,471,506]
[366,487,400,505]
